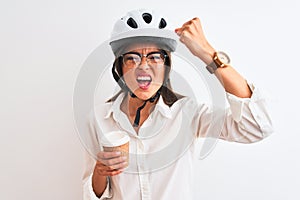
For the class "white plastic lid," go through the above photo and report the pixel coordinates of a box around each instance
[100,131,130,147]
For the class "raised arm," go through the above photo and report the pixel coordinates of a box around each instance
[175,17,252,98]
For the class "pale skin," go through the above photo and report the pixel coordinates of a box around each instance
[92,17,252,197]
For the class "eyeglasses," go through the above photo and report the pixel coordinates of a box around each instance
[121,51,167,68]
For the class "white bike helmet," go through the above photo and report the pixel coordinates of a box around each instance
[109,9,178,57]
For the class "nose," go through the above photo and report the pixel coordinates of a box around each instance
[138,55,149,70]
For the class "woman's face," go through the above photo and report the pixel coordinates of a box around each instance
[122,44,166,100]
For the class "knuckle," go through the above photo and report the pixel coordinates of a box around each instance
[116,163,124,169]
[102,152,110,159]
[106,159,113,166]
[97,152,106,159]
[97,151,103,157]
[119,156,126,162]
[180,31,186,37]
[179,37,185,43]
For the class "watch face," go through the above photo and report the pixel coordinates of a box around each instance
[217,51,230,64]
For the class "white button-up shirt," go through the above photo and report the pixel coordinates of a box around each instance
[82,83,273,200]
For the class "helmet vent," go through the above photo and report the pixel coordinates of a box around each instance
[142,13,152,24]
[127,17,138,29]
[159,18,167,29]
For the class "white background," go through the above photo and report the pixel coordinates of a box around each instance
[1,0,299,199]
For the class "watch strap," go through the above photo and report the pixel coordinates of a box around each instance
[206,52,219,74]
[206,51,229,74]
[206,61,218,74]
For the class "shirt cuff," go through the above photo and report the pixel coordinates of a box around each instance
[226,84,253,122]
[83,174,112,200]
[226,82,261,122]
[226,82,273,135]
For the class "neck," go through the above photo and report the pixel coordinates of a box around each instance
[127,94,152,116]
[121,92,159,125]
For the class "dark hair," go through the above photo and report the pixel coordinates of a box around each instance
[107,50,184,107]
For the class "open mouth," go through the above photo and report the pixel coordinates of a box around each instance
[136,75,152,90]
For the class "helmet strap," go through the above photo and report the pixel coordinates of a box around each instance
[132,89,161,127]
[129,90,137,98]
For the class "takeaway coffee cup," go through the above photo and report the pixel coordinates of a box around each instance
[101,131,130,166]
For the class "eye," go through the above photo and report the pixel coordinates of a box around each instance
[147,53,164,63]
[123,54,141,65]
[125,56,135,61]
[148,55,160,60]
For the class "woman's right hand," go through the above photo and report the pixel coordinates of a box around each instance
[94,151,128,176]
[92,151,127,196]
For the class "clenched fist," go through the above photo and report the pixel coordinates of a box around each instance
[175,17,215,65]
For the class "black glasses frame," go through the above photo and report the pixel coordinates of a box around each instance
[121,50,167,67]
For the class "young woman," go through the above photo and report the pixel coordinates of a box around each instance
[83,9,273,199]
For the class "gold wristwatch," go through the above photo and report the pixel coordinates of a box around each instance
[206,51,230,74]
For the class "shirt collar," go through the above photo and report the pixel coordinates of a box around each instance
[104,92,172,119]
[155,94,172,119]
[104,92,125,119]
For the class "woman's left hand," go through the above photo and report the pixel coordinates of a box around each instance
[175,17,215,65]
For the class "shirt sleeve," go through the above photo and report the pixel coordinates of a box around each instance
[196,82,274,143]
[83,172,113,200]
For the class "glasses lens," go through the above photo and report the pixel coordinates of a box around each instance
[123,54,141,67]
[147,53,165,65]
[122,51,166,67]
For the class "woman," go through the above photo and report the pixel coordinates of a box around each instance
[83,9,273,199]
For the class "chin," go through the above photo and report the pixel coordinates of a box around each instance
[134,90,155,100]
[131,86,160,100]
